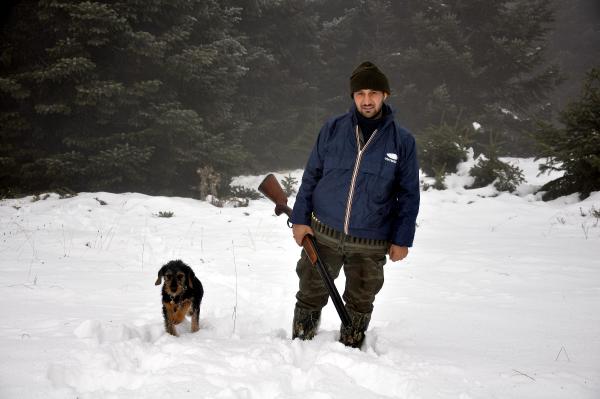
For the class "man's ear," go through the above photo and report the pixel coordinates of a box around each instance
[155,266,167,286]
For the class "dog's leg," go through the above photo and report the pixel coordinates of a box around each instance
[191,305,200,333]
[163,303,178,336]
[166,321,178,336]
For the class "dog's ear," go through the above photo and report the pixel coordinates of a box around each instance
[155,265,167,286]
[187,268,196,288]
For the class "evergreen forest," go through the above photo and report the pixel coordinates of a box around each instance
[1,0,599,199]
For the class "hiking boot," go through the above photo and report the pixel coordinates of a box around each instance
[339,309,371,348]
[292,306,321,340]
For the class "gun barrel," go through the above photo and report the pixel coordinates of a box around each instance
[303,235,351,326]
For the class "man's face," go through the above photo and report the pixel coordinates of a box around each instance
[353,89,387,119]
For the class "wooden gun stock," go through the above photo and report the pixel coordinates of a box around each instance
[258,174,292,217]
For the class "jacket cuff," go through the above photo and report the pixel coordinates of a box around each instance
[391,224,415,247]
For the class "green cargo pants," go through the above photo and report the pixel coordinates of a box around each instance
[295,224,388,315]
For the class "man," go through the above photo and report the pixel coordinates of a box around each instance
[289,61,420,348]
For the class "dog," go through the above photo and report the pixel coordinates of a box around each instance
[155,260,204,336]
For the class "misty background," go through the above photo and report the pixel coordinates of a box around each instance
[1,0,599,199]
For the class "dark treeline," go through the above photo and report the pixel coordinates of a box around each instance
[548,0,600,111]
[0,0,598,198]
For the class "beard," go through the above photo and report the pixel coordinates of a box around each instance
[357,103,383,119]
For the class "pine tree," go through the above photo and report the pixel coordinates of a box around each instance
[232,0,323,170]
[547,0,600,111]
[0,0,249,197]
[416,121,472,177]
[313,0,560,156]
[469,132,525,193]
[535,67,600,200]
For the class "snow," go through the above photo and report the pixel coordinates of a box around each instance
[1,158,599,399]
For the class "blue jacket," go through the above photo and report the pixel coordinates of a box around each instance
[290,104,420,247]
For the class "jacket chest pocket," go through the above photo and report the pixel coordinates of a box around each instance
[359,155,397,203]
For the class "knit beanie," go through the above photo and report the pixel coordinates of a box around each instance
[350,61,390,98]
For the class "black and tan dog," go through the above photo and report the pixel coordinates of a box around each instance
[155,260,204,336]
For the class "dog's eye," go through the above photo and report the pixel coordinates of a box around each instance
[177,274,184,280]
[164,274,172,280]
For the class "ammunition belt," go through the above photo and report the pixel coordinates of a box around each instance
[311,214,388,249]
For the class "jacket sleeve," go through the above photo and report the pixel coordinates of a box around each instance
[391,132,420,247]
[290,124,328,225]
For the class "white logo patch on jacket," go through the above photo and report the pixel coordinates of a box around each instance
[384,153,398,164]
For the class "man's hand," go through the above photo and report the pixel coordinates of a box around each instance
[388,244,408,262]
[292,224,314,246]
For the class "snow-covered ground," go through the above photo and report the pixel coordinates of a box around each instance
[1,157,599,399]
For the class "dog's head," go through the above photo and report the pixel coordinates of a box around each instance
[155,260,196,296]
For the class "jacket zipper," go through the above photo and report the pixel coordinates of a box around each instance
[344,125,378,235]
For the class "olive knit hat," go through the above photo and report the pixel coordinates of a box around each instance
[350,61,390,97]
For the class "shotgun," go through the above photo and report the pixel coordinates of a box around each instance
[258,174,351,327]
